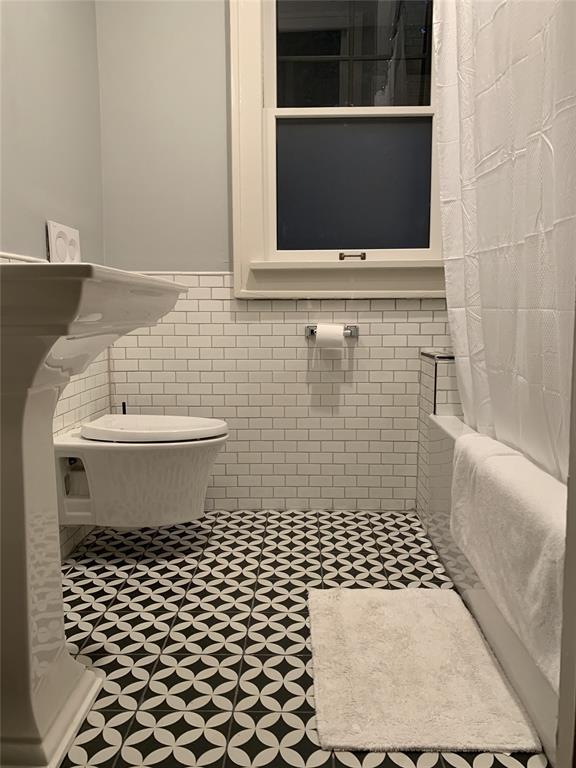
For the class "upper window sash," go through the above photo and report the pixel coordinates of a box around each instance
[229,0,444,298]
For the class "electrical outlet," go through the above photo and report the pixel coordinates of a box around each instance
[47,221,82,263]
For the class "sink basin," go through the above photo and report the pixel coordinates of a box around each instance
[0,260,185,768]
[2,262,184,386]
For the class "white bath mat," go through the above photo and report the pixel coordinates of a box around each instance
[308,588,540,752]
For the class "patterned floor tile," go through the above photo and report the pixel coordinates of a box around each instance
[203,537,263,558]
[267,509,318,525]
[61,512,549,768]
[140,653,242,711]
[142,526,211,559]
[116,710,231,768]
[332,752,400,768]
[65,559,135,584]
[195,553,260,583]
[212,509,268,526]
[245,611,311,655]
[79,610,174,656]
[61,710,132,768]
[322,557,388,587]
[182,582,255,614]
[319,520,375,542]
[252,585,309,615]
[259,555,322,584]
[81,528,153,550]
[258,573,323,589]
[62,578,119,615]
[76,654,158,711]
[111,575,188,613]
[261,539,322,562]
[75,538,146,561]
[332,753,416,768]
[381,550,450,582]
[236,655,314,712]
[386,576,454,590]
[164,611,249,655]
[133,556,200,581]
[266,531,321,546]
[65,612,105,656]
[210,519,266,533]
[269,532,323,552]
[225,710,332,768]
[439,754,544,768]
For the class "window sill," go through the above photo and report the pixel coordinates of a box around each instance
[236,260,445,298]
[249,258,443,271]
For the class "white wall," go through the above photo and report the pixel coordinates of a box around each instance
[95,0,230,272]
[0,0,104,263]
[1,0,230,272]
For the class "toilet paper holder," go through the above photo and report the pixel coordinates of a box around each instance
[305,324,359,339]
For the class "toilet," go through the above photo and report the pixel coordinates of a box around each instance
[54,414,228,528]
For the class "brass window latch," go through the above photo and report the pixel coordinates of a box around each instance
[339,252,367,261]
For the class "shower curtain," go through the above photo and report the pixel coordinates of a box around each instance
[435,0,576,482]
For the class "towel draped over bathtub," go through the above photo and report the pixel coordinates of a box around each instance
[451,433,567,693]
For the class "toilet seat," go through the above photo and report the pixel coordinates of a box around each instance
[80,414,228,443]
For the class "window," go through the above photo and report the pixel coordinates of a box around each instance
[276,0,432,107]
[230,0,443,298]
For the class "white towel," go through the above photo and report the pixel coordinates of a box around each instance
[451,433,567,692]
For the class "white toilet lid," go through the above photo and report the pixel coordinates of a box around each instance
[80,414,228,443]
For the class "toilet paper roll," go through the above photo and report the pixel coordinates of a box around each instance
[315,323,345,348]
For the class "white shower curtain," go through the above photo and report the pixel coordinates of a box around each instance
[435,0,576,482]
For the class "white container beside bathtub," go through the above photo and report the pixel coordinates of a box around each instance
[54,414,227,528]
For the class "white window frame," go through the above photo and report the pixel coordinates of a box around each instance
[229,0,444,298]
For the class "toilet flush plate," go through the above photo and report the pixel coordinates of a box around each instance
[47,221,82,263]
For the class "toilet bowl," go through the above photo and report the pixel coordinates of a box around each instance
[54,414,228,528]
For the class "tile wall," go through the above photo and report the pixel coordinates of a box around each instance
[416,351,463,526]
[55,353,110,556]
[108,272,451,512]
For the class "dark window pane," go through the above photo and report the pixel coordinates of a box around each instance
[350,0,431,59]
[276,0,432,107]
[352,59,430,106]
[277,29,343,56]
[278,61,347,108]
[276,117,432,250]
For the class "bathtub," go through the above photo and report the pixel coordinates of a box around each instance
[421,414,558,763]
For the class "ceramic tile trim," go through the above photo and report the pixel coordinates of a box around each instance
[416,348,463,524]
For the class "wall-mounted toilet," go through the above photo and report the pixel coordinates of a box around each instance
[54,414,228,528]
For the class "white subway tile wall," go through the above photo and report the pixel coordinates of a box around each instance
[108,273,451,512]
[435,361,463,417]
[416,352,463,526]
[53,353,110,435]
[55,352,110,557]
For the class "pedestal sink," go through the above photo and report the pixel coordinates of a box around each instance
[0,261,185,768]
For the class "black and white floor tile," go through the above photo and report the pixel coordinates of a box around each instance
[62,509,547,768]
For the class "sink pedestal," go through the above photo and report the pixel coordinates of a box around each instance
[1,335,101,768]
[0,262,184,767]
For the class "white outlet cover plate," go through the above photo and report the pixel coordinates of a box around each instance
[47,221,82,263]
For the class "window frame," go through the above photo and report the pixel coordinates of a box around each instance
[230,0,444,298]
